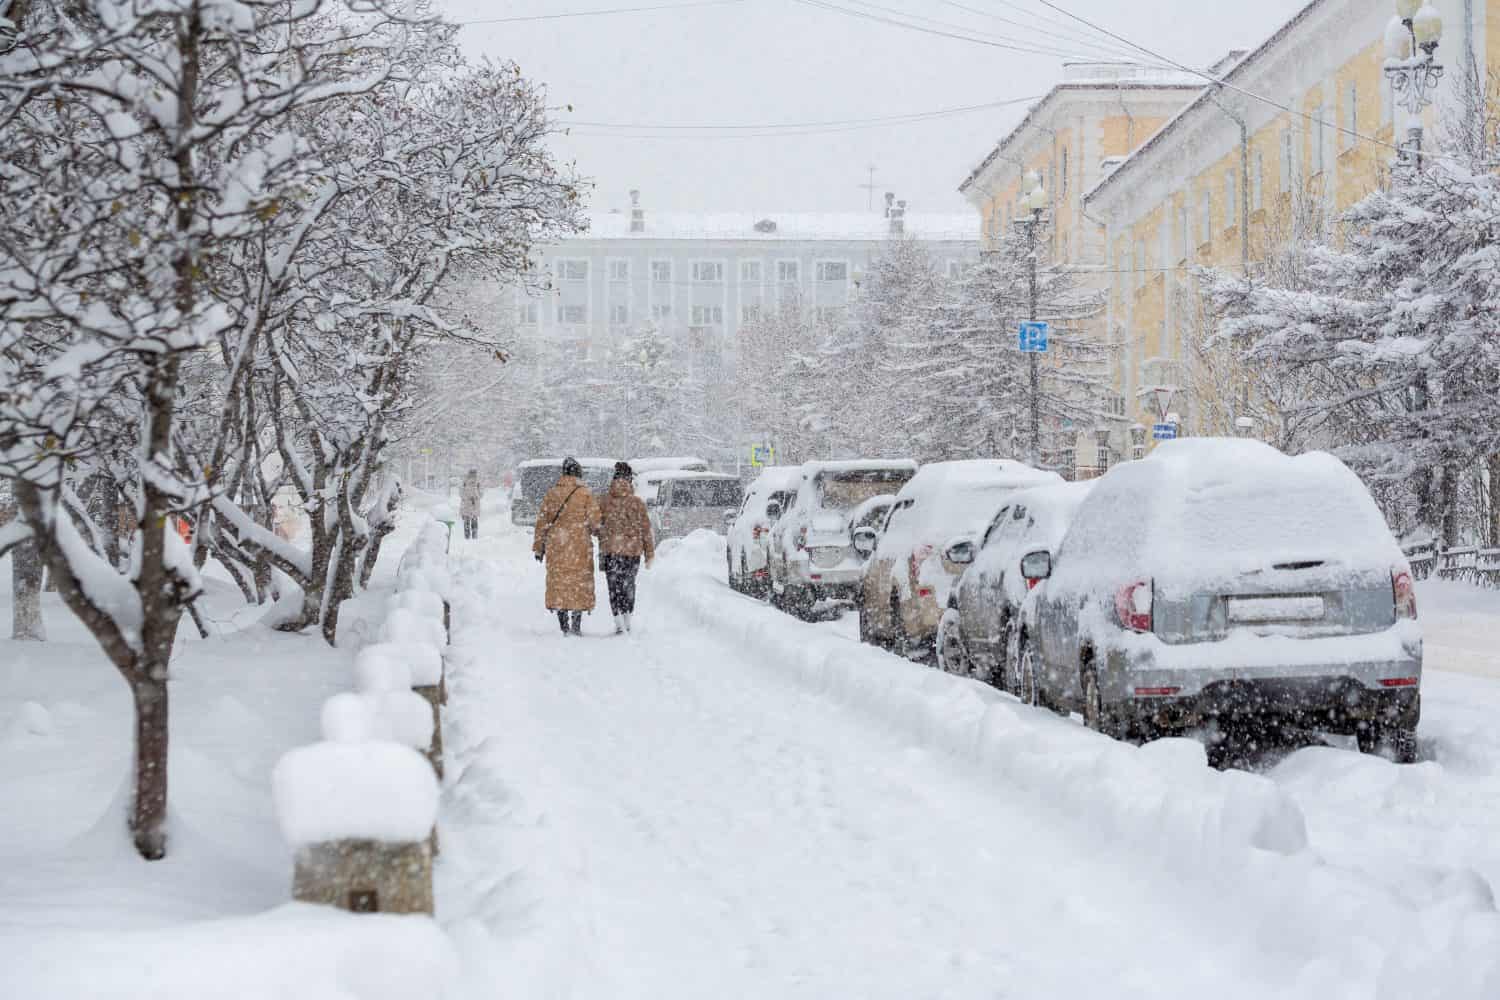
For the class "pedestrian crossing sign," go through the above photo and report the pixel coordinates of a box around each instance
[751,444,775,468]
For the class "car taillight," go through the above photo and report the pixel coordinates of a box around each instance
[1114,580,1153,633]
[752,524,765,540]
[795,526,807,551]
[1393,569,1417,620]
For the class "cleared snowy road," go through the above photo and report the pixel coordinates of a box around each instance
[432,522,1500,999]
[437,526,1294,1000]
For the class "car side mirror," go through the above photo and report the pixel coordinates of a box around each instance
[766,501,783,521]
[852,526,878,556]
[1020,550,1053,582]
[944,539,976,566]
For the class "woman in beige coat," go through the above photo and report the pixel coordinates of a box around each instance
[596,462,656,634]
[532,458,602,636]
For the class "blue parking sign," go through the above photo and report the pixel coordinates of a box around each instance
[1018,321,1049,353]
[1152,423,1177,441]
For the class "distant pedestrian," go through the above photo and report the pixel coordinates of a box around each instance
[532,458,602,636]
[596,461,655,634]
[460,469,482,539]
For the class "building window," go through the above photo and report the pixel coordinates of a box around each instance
[1061,147,1069,195]
[517,301,538,325]
[610,304,629,326]
[946,260,966,279]
[651,304,671,322]
[815,305,845,325]
[1225,170,1237,231]
[559,259,588,282]
[1313,104,1326,175]
[1199,190,1212,245]
[691,261,723,283]
[1177,205,1190,262]
[1281,128,1296,191]
[608,260,629,282]
[690,305,723,326]
[815,260,848,282]
[777,260,800,283]
[740,304,761,324]
[740,260,762,283]
[558,304,587,324]
[1343,81,1358,150]
[651,260,671,283]
[1252,152,1264,210]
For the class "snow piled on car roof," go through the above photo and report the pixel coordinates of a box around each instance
[896,459,1061,501]
[800,459,919,476]
[1054,439,1404,590]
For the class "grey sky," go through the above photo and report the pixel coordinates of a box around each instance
[437,0,1311,216]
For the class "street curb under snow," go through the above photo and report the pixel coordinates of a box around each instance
[652,534,1309,872]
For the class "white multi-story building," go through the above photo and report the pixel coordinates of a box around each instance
[515,192,980,365]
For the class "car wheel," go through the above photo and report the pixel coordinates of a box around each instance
[786,584,814,621]
[858,600,885,648]
[1082,668,1125,739]
[1015,633,1040,707]
[727,551,740,592]
[890,591,919,661]
[936,609,971,678]
[1357,721,1418,763]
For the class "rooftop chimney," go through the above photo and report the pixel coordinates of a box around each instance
[629,189,645,234]
[889,198,907,236]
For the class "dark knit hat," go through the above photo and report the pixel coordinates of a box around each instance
[614,461,634,480]
[562,457,583,478]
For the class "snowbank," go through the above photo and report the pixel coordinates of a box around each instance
[273,741,439,846]
[380,607,446,648]
[7,903,457,1000]
[321,690,433,750]
[653,532,1307,870]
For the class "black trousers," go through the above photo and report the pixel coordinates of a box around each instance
[462,516,478,539]
[603,555,641,615]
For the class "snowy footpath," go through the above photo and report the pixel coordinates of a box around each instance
[437,523,1500,1000]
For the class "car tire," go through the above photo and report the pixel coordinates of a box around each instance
[890,591,923,661]
[936,609,971,678]
[727,551,741,593]
[858,600,886,648]
[996,620,1019,694]
[1082,668,1118,738]
[1357,721,1418,763]
[786,584,814,621]
[1015,633,1040,707]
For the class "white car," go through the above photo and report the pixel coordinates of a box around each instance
[727,466,801,597]
[769,460,918,618]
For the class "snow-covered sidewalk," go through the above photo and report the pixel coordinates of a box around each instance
[435,524,1500,999]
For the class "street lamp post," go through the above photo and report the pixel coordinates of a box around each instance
[1015,172,1049,467]
[1384,2,1445,170]
[1383,1,1444,529]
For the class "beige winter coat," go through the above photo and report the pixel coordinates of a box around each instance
[460,475,482,519]
[532,475,602,611]
[597,479,656,561]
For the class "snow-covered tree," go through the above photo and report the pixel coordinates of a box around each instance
[1209,79,1500,544]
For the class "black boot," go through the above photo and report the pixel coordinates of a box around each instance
[569,611,583,636]
[557,611,570,635]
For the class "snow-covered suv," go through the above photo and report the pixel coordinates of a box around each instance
[727,466,800,597]
[1027,439,1423,760]
[769,460,917,618]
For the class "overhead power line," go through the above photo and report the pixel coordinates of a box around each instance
[787,0,1161,64]
[937,0,1146,64]
[566,94,1043,136]
[454,0,744,27]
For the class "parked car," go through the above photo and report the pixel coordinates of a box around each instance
[857,460,1061,659]
[936,480,1095,690]
[727,466,801,597]
[631,456,711,504]
[770,460,918,617]
[1026,439,1423,761]
[510,458,614,526]
[648,471,745,541]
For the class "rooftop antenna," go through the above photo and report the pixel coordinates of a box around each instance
[859,164,879,211]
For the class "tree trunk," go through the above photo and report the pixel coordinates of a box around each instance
[321,487,364,646]
[11,537,45,641]
[1489,453,1500,548]
[1440,460,1461,548]
[130,675,169,860]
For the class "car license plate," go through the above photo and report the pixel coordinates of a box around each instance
[1227,595,1325,623]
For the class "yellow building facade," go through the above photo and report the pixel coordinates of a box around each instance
[1084,0,1498,454]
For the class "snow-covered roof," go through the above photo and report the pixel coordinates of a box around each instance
[580,212,979,243]
[800,459,920,478]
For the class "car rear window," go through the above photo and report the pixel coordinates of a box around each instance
[670,479,743,507]
[816,470,913,511]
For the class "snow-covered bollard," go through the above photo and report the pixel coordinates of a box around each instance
[357,642,446,777]
[273,698,439,915]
